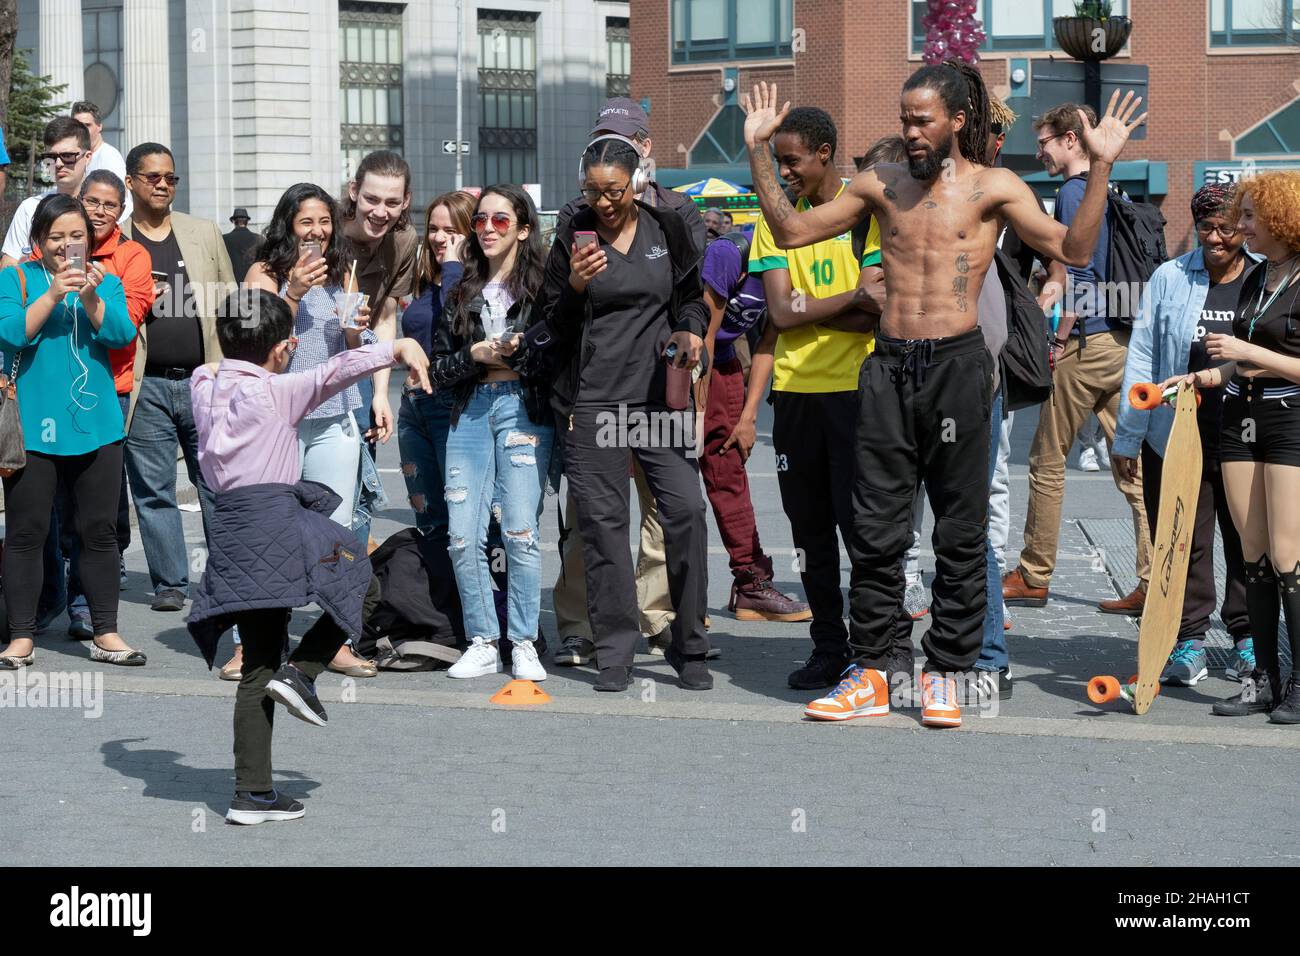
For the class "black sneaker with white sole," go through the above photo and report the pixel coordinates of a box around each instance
[225,789,306,825]
[965,668,1013,705]
[553,635,595,666]
[265,664,327,726]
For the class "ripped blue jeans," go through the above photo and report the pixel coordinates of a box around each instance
[444,381,553,644]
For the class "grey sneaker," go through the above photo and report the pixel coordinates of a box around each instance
[904,581,929,620]
[1159,640,1208,686]
[1225,637,1255,680]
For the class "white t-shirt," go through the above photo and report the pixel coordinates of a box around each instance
[85,141,131,221]
[1,191,53,261]
[480,281,517,340]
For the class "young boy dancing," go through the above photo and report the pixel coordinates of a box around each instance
[187,288,430,824]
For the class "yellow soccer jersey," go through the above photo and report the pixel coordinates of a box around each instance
[749,187,880,393]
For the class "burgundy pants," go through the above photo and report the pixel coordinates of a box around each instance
[699,357,772,584]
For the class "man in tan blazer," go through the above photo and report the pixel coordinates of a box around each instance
[121,142,237,612]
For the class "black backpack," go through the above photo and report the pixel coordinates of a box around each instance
[994,247,1053,411]
[717,229,751,278]
[1064,175,1167,325]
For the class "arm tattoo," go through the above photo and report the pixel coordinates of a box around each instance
[753,155,797,225]
[923,200,938,209]
[968,191,984,202]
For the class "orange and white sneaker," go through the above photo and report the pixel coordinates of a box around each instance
[921,672,961,728]
[804,665,890,721]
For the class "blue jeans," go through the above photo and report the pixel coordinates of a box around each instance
[125,374,215,595]
[351,377,377,546]
[977,386,1008,673]
[444,381,553,643]
[398,388,455,540]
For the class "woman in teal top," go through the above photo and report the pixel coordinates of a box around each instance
[0,193,144,668]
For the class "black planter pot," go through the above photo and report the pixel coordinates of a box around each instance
[1053,15,1132,60]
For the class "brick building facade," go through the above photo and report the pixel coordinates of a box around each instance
[631,0,1300,254]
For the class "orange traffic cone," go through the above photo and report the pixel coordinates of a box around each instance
[490,679,551,705]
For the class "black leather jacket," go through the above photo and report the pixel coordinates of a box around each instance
[428,291,552,426]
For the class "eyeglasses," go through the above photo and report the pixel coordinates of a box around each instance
[1195,220,1241,239]
[580,183,631,204]
[136,172,181,187]
[1035,132,1067,150]
[81,197,121,213]
[39,151,84,167]
[471,212,515,233]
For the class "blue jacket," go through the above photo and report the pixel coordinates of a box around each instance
[1114,248,1261,460]
[186,480,372,667]
[0,262,134,455]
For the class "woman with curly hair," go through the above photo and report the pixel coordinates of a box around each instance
[1168,171,1300,722]
[236,182,377,678]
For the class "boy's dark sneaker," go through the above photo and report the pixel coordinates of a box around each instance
[1212,671,1273,717]
[965,668,1013,705]
[593,665,631,692]
[554,636,595,666]
[225,789,306,825]
[150,589,186,612]
[788,649,850,690]
[67,616,93,641]
[266,664,327,726]
[1268,677,1300,725]
[664,644,713,691]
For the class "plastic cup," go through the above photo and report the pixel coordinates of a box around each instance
[335,291,369,330]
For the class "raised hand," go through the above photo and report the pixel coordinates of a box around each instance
[1079,89,1148,166]
[740,81,791,149]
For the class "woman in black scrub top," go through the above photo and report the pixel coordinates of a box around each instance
[1168,171,1300,723]
[542,136,712,693]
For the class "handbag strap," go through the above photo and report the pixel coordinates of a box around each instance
[4,265,26,383]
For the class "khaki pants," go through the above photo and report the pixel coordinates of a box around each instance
[552,459,674,639]
[1018,328,1151,590]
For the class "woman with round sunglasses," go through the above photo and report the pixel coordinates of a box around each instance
[0,193,142,668]
[398,191,475,540]
[542,136,711,692]
[1163,171,1300,723]
[431,185,555,682]
[1113,183,1256,690]
[236,182,378,679]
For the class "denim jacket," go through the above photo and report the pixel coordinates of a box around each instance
[1113,248,1261,460]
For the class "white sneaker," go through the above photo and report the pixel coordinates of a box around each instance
[510,639,547,682]
[1078,447,1100,472]
[1094,441,1111,470]
[448,637,502,679]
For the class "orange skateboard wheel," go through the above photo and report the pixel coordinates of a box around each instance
[1088,675,1122,704]
[1129,382,1161,410]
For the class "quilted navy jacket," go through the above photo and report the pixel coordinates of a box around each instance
[186,480,372,667]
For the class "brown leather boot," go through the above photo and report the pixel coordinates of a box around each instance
[1099,586,1146,616]
[1002,567,1048,607]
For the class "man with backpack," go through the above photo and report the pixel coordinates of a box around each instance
[698,226,811,624]
[1002,103,1155,616]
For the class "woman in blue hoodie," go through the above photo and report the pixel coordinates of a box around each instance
[397,191,474,541]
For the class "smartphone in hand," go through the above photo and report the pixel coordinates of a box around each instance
[574,231,598,250]
[65,241,87,274]
[302,241,323,264]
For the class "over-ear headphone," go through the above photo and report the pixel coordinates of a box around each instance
[578,133,649,197]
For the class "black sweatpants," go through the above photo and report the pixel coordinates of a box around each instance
[847,329,993,673]
[2,443,124,640]
[563,403,709,668]
[771,390,858,655]
[1140,442,1249,642]
[233,608,349,793]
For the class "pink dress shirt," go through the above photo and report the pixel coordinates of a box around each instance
[191,342,396,494]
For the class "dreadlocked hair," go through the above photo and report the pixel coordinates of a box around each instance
[902,59,990,165]
[988,94,1017,131]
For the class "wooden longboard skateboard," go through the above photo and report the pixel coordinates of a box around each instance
[1087,381,1202,714]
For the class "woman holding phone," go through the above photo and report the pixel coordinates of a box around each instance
[1164,171,1300,723]
[0,193,142,667]
[542,136,711,692]
[236,182,377,679]
[430,185,554,682]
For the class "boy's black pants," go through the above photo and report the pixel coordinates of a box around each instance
[233,609,348,793]
[847,329,992,673]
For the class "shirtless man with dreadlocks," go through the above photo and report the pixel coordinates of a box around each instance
[741,61,1147,727]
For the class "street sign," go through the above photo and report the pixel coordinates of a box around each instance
[442,140,471,154]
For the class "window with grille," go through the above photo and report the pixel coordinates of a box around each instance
[672,0,792,64]
[340,2,405,187]
[82,3,124,152]
[1211,0,1299,46]
[607,18,630,98]
[478,10,538,186]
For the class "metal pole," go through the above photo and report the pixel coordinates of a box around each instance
[455,0,464,189]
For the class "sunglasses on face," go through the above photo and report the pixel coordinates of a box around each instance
[136,172,181,187]
[81,197,121,213]
[580,183,631,204]
[471,212,515,233]
[40,151,84,167]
